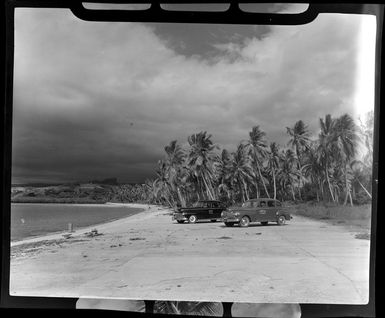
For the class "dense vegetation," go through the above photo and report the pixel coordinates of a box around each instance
[143,112,373,207]
[12,112,373,208]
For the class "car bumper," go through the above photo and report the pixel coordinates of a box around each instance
[172,214,188,221]
[221,217,240,222]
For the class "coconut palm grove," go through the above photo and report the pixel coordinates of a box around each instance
[12,111,373,208]
[120,111,373,208]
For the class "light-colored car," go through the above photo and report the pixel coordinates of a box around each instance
[221,198,292,227]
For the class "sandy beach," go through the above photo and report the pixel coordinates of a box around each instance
[10,203,370,304]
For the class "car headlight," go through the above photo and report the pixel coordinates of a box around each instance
[234,212,240,216]
[221,211,224,217]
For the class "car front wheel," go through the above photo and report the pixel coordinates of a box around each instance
[239,216,250,227]
[277,215,286,226]
[188,215,197,223]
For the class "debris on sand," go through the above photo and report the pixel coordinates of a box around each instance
[255,233,262,235]
[355,232,370,240]
[217,236,232,240]
[84,229,103,238]
[62,234,72,239]
[130,237,146,241]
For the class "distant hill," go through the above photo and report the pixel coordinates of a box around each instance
[10,179,147,204]
[12,177,121,187]
[87,178,119,185]
[12,182,65,187]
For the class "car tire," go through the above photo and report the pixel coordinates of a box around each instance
[177,220,185,224]
[188,215,197,223]
[277,215,286,226]
[239,216,250,227]
[211,219,217,222]
[224,222,235,227]
[261,221,268,226]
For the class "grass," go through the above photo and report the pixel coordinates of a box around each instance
[290,202,372,230]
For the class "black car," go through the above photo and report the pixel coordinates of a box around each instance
[172,200,227,223]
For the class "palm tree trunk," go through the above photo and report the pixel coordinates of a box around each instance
[291,186,296,201]
[256,160,270,198]
[343,170,349,206]
[297,161,303,200]
[319,179,324,201]
[343,164,354,206]
[325,166,335,202]
[196,179,202,200]
[356,178,372,199]
[177,187,186,207]
[272,168,276,200]
[243,180,250,200]
[202,175,214,200]
[348,191,353,206]
[255,179,260,199]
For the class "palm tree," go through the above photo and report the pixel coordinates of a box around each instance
[246,126,270,198]
[358,110,374,167]
[228,144,255,202]
[334,114,358,205]
[286,120,311,200]
[216,149,232,201]
[153,160,174,206]
[278,149,300,201]
[164,140,186,206]
[302,143,325,202]
[187,131,218,200]
[266,142,281,200]
[318,114,337,202]
[350,159,372,199]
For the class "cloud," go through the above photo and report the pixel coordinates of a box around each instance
[12,8,375,183]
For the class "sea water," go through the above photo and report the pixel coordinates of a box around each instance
[11,203,143,242]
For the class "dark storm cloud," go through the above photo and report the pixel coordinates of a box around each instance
[12,8,375,183]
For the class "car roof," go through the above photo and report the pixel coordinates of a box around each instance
[198,200,221,203]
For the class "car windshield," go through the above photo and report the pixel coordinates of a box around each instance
[193,201,205,207]
[242,201,252,208]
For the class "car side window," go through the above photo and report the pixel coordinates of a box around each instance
[259,201,266,207]
[212,202,218,208]
[267,201,275,207]
[275,201,282,207]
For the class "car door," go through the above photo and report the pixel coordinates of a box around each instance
[274,200,283,219]
[266,200,277,221]
[255,200,267,222]
[206,202,215,219]
[190,201,203,220]
[211,201,221,219]
[247,201,257,222]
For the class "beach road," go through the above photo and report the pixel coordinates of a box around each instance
[10,204,370,304]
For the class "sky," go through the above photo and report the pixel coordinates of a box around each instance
[12,5,376,184]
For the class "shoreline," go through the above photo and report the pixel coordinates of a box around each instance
[11,203,166,247]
